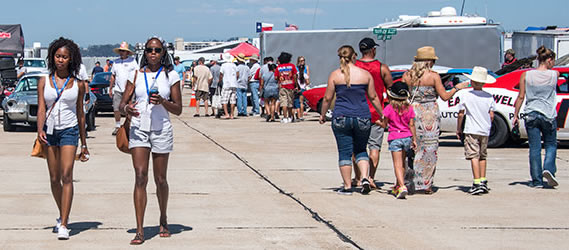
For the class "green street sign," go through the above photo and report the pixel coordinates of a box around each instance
[373,28,397,41]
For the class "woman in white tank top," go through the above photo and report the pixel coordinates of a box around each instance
[513,45,559,188]
[120,37,183,245]
[36,37,89,240]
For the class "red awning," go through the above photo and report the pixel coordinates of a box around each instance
[227,42,259,58]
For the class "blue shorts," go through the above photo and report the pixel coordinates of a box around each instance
[388,137,412,152]
[293,89,305,108]
[45,125,79,147]
[263,87,279,100]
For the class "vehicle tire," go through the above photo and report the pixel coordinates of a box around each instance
[488,115,509,148]
[3,112,16,132]
[86,110,96,131]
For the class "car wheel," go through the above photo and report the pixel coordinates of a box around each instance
[488,115,509,148]
[3,112,16,132]
[86,110,96,131]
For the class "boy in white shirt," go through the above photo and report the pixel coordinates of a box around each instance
[456,66,497,195]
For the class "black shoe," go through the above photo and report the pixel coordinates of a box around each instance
[543,170,559,187]
[480,180,490,192]
[361,178,371,194]
[468,183,484,195]
[274,113,280,119]
[336,187,353,195]
[194,114,200,117]
[266,115,271,122]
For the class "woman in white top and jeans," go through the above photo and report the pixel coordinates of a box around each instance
[120,37,182,245]
[513,45,559,188]
[36,37,89,240]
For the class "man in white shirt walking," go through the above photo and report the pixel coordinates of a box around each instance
[109,41,138,135]
[219,53,239,119]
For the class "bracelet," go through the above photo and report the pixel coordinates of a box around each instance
[123,104,129,113]
[453,86,459,91]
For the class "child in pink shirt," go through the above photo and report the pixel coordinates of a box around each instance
[378,82,417,199]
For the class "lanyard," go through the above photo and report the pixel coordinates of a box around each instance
[51,74,71,100]
[143,66,163,98]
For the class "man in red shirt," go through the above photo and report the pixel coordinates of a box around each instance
[354,37,393,188]
[275,52,298,123]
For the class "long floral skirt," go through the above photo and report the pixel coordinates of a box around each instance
[409,101,440,191]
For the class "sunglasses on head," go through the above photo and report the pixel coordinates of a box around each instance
[145,47,163,53]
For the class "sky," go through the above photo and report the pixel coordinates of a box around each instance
[1,0,566,47]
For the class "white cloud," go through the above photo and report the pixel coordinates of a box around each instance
[260,7,287,14]
[224,8,248,16]
[295,8,323,15]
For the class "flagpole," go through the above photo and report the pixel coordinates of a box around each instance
[312,0,319,29]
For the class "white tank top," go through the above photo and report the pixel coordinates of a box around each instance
[44,77,79,130]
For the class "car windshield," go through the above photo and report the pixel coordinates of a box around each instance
[15,76,42,92]
[23,60,46,68]
[92,73,111,83]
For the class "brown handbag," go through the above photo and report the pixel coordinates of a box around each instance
[31,77,67,158]
[115,71,137,154]
[115,117,131,154]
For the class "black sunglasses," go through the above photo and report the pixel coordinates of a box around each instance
[145,47,163,53]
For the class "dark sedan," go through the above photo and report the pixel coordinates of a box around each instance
[89,72,113,114]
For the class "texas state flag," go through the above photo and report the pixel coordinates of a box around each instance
[256,22,274,33]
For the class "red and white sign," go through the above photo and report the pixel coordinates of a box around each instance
[0,32,11,39]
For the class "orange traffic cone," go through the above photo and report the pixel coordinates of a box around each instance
[189,91,197,107]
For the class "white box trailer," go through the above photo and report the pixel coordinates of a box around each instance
[512,30,569,60]
[260,25,502,86]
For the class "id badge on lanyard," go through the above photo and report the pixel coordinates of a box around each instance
[140,66,163,132]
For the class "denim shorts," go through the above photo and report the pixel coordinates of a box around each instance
[331,116,371,166]
[388,137,412,152]
[45,125,79,147]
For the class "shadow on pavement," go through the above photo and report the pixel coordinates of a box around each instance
[127,224,193,241]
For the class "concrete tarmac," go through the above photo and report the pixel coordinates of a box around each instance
[0,89,568,249]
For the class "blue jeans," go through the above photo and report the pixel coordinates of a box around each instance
[331,116,371,166]
[249,81,260,114]
[237,88,248,115]
[524,111,557,186]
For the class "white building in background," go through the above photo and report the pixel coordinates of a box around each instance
[173,37,251,62]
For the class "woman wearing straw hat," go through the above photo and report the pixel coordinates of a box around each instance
[401,46,468,194]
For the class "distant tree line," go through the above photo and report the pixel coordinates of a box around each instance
[81,44,135,57]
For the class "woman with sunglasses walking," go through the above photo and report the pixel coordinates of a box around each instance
[120,37,182,245]
[36,37,90,240]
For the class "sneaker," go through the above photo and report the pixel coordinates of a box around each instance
[481,180,491,191]
[336,187,353,195]
[543,170,559,187]
[111,127,119,136]
[274,113,280,119]
[468,183,484,195]
[57,225,69,240]
[396,186,408,199]
[361,178,371,194]
[53,218,61,233]
[479,182,489,193]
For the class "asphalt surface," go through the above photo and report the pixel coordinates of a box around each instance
[0,88,568,249]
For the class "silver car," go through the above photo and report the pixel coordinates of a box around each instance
[1,72,96,131]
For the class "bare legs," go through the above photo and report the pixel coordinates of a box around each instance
[340,160,370,189]
[223,103,235,119]
[391,151,406,188]
[46,145,77,227]
[470,158,486,180]
[131,147,170,238]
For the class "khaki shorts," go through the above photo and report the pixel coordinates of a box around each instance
[279,88,294,108]
[368,124,384,150]
[464,134,488,160]
[112,91,123,112]
[195,90,209,101]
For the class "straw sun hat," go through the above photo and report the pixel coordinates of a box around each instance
[414,46,439,61]
[113,41,134,55]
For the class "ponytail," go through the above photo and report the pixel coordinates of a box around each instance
[337,45,355,87]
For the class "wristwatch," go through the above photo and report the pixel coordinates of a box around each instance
[81,145,88,149]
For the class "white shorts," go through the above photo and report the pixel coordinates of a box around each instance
[129,125,174,153]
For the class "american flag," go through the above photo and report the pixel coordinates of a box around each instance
[285,23,298,31]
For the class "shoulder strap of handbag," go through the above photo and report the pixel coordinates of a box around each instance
[123,70,139,121]
[45,75,71,121]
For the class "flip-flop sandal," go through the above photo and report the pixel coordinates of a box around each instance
[130,233,144,245]
[159,223,171,238]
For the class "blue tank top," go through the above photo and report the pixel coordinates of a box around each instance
[333,84,371,119]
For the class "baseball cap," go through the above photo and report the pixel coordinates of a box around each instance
[359,37,379,52]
